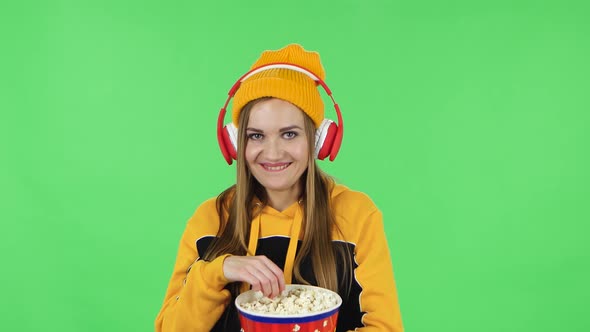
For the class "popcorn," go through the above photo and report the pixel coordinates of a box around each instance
[239,287,338,315]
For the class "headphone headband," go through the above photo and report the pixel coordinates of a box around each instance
[242,63,321,82]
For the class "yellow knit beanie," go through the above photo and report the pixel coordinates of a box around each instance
[231,44,326,128]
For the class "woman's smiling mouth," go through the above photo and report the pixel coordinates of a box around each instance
[260,162,292,172]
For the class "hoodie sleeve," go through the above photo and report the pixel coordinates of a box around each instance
[155,200,232,332]
[352,208,404,332]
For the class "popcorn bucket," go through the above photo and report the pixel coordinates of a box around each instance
[235,285,342,332]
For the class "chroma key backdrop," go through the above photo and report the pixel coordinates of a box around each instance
[1,1,589,331]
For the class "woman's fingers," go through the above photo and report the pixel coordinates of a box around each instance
[247,263,273,297]
[253,258,282,298]
[245,257,282,298]
[223,255,286,298]
[260,256,286,295]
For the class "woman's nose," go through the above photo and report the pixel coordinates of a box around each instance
[264,138,283,159]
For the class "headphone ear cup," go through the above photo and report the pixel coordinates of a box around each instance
[315,119,338,160]
[221,123,238,163]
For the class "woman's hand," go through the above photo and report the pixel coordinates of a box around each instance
[223,255,286,298]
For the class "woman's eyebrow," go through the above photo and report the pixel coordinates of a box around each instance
[245,125,303,132]
[279,125,303,132]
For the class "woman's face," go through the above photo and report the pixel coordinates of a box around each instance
[245,98,309,198]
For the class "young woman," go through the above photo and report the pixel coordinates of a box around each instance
[155,44,403,331]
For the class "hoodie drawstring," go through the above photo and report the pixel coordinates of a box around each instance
[240,203,303,294]
[246,213,261,257]
[241,213,262,294]
[283,205,302,285]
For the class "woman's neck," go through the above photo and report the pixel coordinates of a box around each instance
[265,186,302,212]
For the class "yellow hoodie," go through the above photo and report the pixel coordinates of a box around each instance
[155,184,403,331]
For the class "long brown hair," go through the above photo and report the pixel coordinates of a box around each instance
[203,97,352,297]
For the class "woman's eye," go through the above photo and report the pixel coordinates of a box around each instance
[247,133,263,140]
[283,131,297,139]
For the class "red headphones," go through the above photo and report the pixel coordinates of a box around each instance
[217,63,344,165]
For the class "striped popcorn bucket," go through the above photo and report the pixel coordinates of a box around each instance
[235,285,342,332]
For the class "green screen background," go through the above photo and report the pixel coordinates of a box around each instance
[1,0,589,331]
